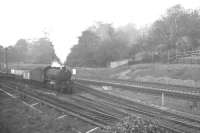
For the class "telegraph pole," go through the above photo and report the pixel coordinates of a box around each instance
[167,50,170,85]
[4,47,8,73]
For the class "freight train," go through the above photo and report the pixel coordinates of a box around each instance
[0,65,73,94]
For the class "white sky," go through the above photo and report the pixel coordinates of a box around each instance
[0,0,199,62]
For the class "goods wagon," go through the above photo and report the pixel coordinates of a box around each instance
[29,67,45,82]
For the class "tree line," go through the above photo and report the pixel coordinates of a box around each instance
[66,5,200,67]
[0,37,59,65]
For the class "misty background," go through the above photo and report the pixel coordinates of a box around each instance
[0,1,200,67]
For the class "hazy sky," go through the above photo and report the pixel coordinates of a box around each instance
[0,0,199,62]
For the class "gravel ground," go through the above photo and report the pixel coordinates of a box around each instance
[0,91,94,133]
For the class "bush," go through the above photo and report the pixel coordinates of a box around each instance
[101,116,173,133]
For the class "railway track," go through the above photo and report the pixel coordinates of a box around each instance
[0,80,123,128]
[1,78,200,132]
[76,77,200,93]
[1,71,199,93]
[74,82,200,133]
[119,78,200,93]
[76,78,200,101]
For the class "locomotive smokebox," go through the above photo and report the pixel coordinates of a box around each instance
[44,66,73,94]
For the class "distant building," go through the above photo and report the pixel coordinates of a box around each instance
[110,59,129,68]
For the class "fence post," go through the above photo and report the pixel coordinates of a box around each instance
[161,92,165,106]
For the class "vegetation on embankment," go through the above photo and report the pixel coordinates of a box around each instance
[99,116,174,133]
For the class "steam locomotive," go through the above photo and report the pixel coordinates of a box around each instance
[29,66,73,94]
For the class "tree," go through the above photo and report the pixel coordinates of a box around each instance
[149,5,200,50]
[66,23,134,67]
[15,39,28,62]
[116,23,139,47]
[29,37,58,64]
[66,5,200,66]
[3,38,59,64]
[0,45,4,63]
[67,29,100,67]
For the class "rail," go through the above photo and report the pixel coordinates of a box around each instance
[0,81,120,128]
[75,78,200,101]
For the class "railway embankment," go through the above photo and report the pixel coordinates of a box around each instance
[75,63,200,88]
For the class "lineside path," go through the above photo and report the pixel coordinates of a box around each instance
[75,78,200,101]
